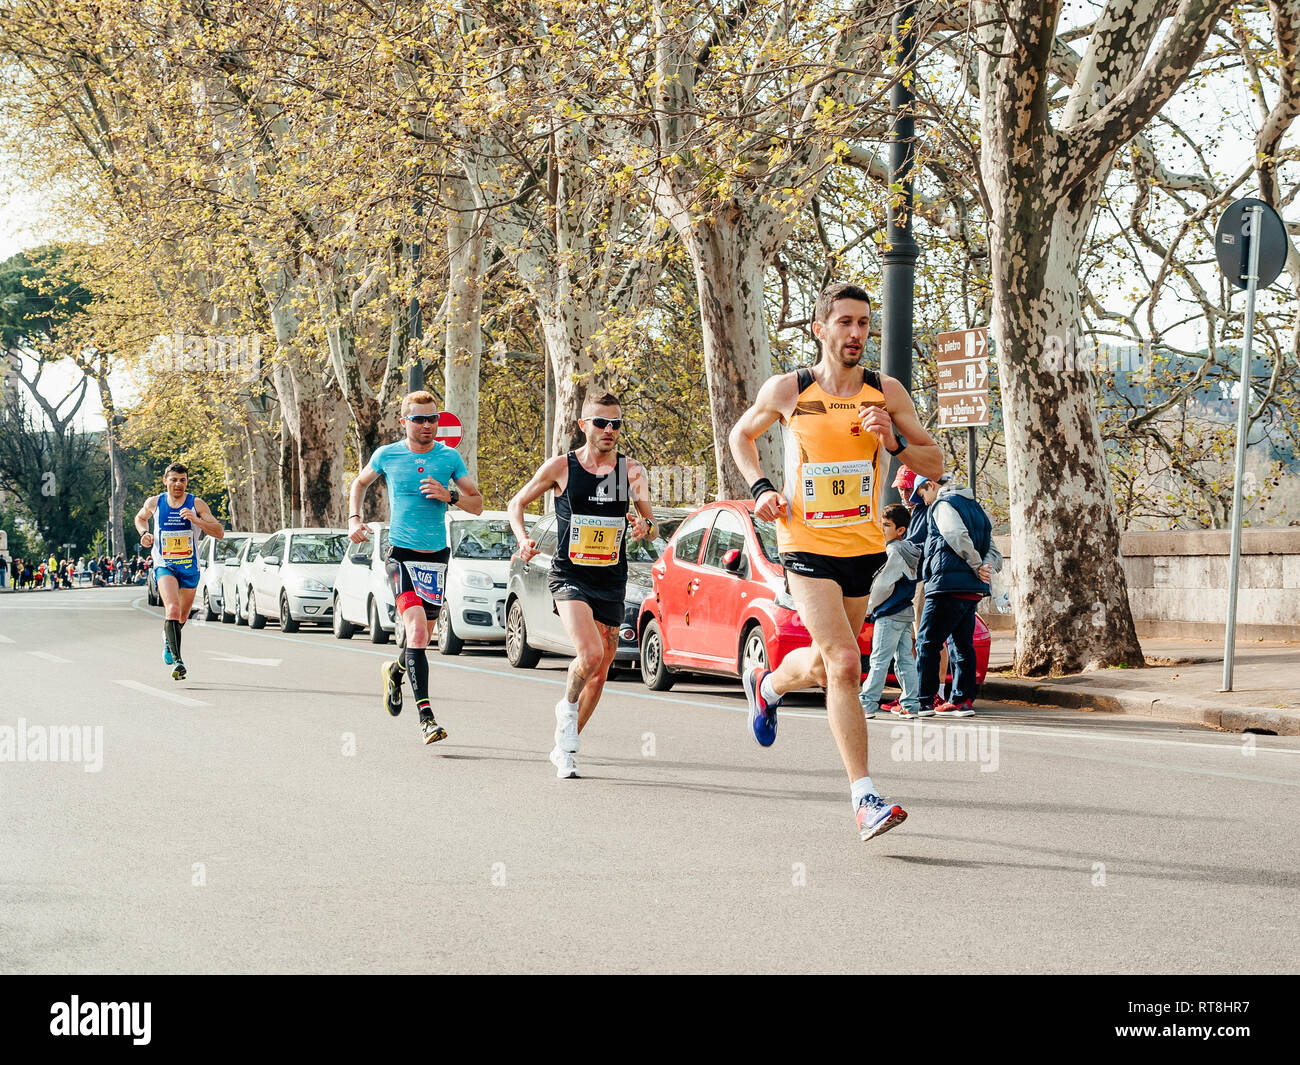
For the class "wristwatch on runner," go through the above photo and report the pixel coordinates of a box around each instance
[447,486,460,507]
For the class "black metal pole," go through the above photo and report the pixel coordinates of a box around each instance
[407,193,424,393]
[880,2,918,504]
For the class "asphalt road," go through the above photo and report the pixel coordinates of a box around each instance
[2,586,1298,974]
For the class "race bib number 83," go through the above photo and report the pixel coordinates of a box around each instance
[799,460,873,528]
[568,514,625,566]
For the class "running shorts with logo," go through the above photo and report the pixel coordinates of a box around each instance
[151,492,201,589]
[777,366,889,596]
[549,451,629,630]
[387,545,450,619]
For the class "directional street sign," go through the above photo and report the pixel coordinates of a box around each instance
[935,327,989,428]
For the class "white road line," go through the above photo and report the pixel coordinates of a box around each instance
[27,651,72,663]
[114,679,210,707]
[0,633,14,643]
[126,597,1300,759]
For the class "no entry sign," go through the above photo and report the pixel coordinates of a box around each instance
[436,411,463,448]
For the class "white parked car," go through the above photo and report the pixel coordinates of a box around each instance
[245,528,348,632]
[224,534,269,625]
[333,523,397,643]
[436,510,535,655]
[196,532,254,621]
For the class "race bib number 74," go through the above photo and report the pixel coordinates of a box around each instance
[800,460,873,528]
[162,533,193,560]
[568,514,625,566]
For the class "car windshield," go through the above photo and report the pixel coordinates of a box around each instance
[451,520,519,560]
[289,534,348,564]
[626,516,685,563]
[751,515,780,564]
[215,536,248,563]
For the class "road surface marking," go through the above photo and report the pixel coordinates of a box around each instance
[114,679,210,707]
[207,653,282,667]
[0,633,14,643]
[28,651,72,663]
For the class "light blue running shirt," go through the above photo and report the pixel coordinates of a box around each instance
[367,441,468,551]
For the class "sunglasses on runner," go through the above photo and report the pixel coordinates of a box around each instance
[404,414,438,424]
[589,417,623,430]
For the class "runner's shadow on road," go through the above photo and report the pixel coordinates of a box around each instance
[181,685,376,698]
[895,834,1300,890]
[596,777,832,803]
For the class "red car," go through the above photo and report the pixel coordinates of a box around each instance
[637,499,990,692]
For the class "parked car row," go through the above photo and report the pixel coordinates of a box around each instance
[173,500,990,698]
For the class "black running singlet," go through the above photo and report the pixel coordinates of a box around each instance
[551,452,629,595]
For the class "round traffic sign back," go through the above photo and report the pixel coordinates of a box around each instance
[436,411,463,448]
[1215,198,1289,290]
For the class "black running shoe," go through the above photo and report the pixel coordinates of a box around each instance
[382,660,403,717]
[420,716,447,744]
[171,661,187,681]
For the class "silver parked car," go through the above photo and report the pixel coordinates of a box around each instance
[224,534,270,624]
[244,528,348,632]
[333,523,397,643]
[196,532,253,621]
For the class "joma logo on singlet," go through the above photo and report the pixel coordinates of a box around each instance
[828,402,859,410]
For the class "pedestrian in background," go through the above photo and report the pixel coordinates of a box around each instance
[915,478,1001,716]
[859,502,926,720]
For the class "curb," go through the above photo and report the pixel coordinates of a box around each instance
[981,677,1300,737]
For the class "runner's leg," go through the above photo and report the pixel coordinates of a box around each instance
[787,574,872,782]
[555,599,608,729]
[576,622,620,732]
[401,603,431,712]
[158,574,183,662]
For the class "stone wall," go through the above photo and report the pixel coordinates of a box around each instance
[980,529,1300,641]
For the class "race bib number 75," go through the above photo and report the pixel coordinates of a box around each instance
[567,514,625,566]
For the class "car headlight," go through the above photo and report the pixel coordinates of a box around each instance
[300,578,330,593]
[462,570,493,590]
[774,587,797,610]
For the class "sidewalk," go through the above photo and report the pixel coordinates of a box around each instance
[982,633,1300,736]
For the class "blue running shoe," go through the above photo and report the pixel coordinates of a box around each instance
[163,638,174,665]
[856,793,908,842]
[743,667,779,747]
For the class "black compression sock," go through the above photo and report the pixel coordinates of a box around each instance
[404,646,428,703]
[165,619,182,662]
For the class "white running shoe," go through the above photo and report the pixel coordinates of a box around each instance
[549,746,579,779]
[554,699,579,753]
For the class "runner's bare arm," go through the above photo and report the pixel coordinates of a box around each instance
[728,374,796,521]
[347,466,381,542]
[626,459,654,540]
[508,455,567,560]
[862,376,943,481]
[134,497,157,547]
[453,475,485,516]
[184,498,224,539]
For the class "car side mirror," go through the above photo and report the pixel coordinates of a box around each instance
[264,556,281,567]
[722,549,746,576]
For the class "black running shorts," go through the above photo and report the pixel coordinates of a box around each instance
[549,576,625,629]
[387,545,450,619]
[779,550,887,599]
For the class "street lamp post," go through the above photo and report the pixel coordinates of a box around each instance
[880,1,918,505]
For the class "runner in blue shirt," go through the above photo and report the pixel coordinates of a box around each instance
[134,462,224,680]
[347,390,484,745]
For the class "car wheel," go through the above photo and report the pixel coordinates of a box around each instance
[248,590,266,629]
[279,592,299,633]
[437,612,464,656]
[202,589,218,622]
[220,596,235,624]
[333,595,355,639]
[640,618,677,691]
[505,598,541,669]
[235,589,248,626]
[369,598,390,644]
[740,623,768,675]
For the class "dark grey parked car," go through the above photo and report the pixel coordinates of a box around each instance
[503,509,687,672]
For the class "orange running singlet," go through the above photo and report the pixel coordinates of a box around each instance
[777,367,886,557]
